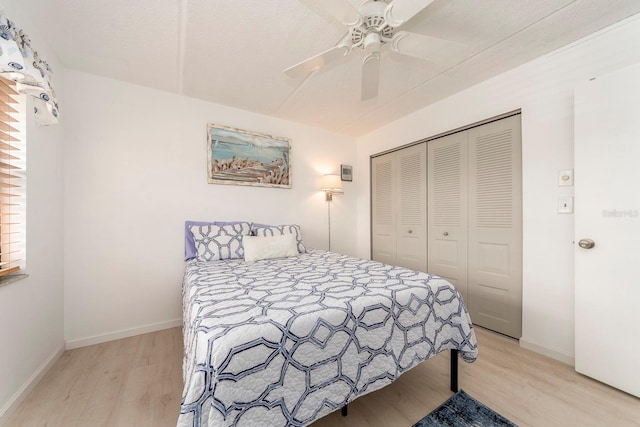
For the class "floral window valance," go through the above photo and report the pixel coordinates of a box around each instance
[0,12,58,126]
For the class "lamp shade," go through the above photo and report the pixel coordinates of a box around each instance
[321,174,343,192]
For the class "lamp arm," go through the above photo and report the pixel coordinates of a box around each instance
[325,189,334,201]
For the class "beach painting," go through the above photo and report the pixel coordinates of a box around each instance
[207,124,291,188]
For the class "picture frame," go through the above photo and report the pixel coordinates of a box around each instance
[341,164,353,182]
[207,124,291,188]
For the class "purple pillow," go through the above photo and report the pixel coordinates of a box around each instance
[184,221,251,260]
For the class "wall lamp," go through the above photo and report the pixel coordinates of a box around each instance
[321,174,344,251]
[321,174,343,201]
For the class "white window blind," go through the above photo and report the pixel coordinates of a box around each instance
[0,77,25,276]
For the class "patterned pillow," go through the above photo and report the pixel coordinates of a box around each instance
[184,220,250,260]
[251,224,307,253]
[189,222,251,261]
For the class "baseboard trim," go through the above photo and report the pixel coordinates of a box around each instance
[0,344,64,426]
[65,318,182,350]
[520,338,575,366]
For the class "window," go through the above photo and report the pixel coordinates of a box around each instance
[0,77,25,276]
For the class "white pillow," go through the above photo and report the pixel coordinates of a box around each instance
[252,224,307,253]
[243,234,299,262]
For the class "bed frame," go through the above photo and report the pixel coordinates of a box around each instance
[341,349,459,416]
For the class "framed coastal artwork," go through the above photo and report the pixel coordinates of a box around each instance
[207,124,291,188]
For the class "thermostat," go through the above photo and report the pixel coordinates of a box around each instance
[341,164,352,182]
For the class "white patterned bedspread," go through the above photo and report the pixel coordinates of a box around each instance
[179,250,478,427]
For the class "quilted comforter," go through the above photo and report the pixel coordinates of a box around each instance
[179,250,478,427]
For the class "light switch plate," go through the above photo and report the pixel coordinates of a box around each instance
[558,196,574,213]
[558,169,574,186]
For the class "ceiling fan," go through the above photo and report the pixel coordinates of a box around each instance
[284,0,467,101]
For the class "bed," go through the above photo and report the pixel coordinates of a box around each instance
[179,222,478,427]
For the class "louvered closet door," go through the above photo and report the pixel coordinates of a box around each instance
[371,153,396,265]
[468,115,522,338]
[396,143,427,272]
[428,132,469,300]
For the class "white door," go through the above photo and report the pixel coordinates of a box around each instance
[428,132,469,300]
[371,145,427,271]
[371,153,396,265]
[396,143,427,272]
[467,115,523,339]
[574,63,640,398]
[425,115,522,338]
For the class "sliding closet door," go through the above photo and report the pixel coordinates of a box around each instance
[371,153,396,265]
[427,132,469,300]
[396,143,427,272]
[467,115,522,338]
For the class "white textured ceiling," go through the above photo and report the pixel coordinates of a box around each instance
[13,0,640,136]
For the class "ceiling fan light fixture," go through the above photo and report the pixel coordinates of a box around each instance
[364,32,382,52]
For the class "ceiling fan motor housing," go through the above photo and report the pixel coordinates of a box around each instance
[351,0,394,50]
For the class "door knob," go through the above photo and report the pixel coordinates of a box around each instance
[443,232,449,236]
[408,229,413,234]
[578,238,595,249]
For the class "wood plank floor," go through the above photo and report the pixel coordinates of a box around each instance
[6,327,639,426]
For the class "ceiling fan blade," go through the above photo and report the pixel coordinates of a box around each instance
[297,0,360,27]
[384,0,434,27]
[361,52,380,101]
[284,34,353,79]
[391,31,469,67]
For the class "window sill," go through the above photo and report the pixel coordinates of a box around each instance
[0,274,29,289]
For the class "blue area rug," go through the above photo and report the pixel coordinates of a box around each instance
[413,390,518,427]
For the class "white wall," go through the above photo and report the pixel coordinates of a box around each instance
[2,11,637,419]
[354,15,640,362]
[63,70,357,346]
[0,3,65,422]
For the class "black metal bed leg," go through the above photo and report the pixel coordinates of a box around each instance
[450,349,459,392]
[341,405,348,417]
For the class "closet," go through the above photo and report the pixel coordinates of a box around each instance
[371,114,522,338]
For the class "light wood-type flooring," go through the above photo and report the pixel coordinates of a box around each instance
[6,327,639,426]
